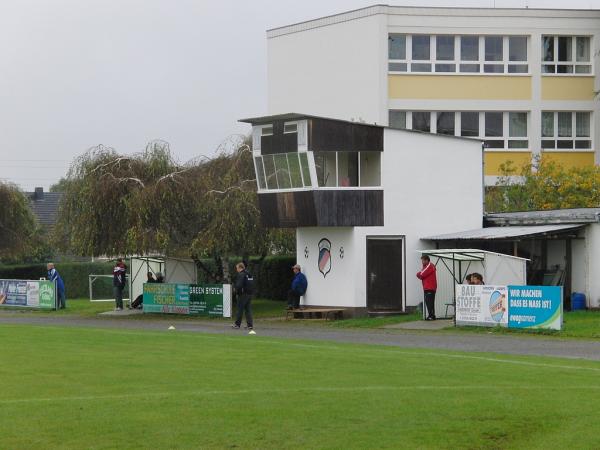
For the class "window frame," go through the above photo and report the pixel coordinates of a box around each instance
[390,110,530,151]
[388,34,529,75]
[540,111,593,151]
[541,35,592,75]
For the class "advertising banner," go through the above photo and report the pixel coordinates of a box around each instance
[455,284,562,330]
[143,283,231,317]
[507,286,562,330]
[0,279,56,310]
[455,285,508,327]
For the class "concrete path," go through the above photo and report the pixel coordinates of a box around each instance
[385,319,452,330]
[1,313,600,362]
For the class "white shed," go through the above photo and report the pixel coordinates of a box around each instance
[416,249,528,319]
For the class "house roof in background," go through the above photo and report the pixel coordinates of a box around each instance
[26,189,63,227]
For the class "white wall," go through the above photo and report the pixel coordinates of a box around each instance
[585,224,600,308]
[296,129,483,310]
[296,227,358,307]
[380,129,483,306]
[268,13,387,125]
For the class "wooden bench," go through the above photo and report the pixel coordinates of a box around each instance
[285,308,345,321]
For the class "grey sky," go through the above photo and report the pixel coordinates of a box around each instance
[0,0,597,191]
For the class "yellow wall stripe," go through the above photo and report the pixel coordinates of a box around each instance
[541,77,595,101]
[541,152,595,168]
[484,152,531,176]
[389,75,532,100]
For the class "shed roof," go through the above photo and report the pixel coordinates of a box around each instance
[485,208,600,226]
[416,248,528,262]
[421,224,583,241]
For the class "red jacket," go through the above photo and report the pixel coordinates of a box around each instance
[416,262,437,292]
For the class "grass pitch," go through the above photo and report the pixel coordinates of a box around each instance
[1,325,600,449]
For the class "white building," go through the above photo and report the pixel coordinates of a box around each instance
[240,113,482,314]
[267,5,600,185]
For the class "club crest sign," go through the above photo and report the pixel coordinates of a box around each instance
[318,238,332,278]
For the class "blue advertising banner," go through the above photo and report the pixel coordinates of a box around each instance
[507,285,562,330]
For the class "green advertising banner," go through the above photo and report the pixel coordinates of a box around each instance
[143,283,231,317]
[0,279,56,310]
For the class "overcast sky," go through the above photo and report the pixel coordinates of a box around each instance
[1,0,597,191]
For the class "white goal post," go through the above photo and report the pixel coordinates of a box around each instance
[89,274,130,303]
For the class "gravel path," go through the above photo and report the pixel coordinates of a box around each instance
[1,313,600,362]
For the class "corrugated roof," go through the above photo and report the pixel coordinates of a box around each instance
[485,208,600,225]
[422,224,583,241]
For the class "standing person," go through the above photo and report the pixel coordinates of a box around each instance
[416,255,437,321]
[232,262,254,331]
[113,258,127,311]
[47,263,66,309]
[287,264,308,310]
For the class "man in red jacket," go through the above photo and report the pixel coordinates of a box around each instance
[416,254,437,320]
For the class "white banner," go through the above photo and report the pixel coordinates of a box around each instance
[455,284,508,327]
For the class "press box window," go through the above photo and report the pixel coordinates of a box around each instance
[255,153,312,190]
[261,126,273,136]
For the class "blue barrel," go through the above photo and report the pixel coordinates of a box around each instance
[571,292,586,310]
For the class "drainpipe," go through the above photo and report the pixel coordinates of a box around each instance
[482,142,486,223]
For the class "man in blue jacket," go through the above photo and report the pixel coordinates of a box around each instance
[47,263,66,309]
[287,264,308,310]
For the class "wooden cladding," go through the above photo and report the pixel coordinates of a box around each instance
[258,190,384,228]
[260,120,298,155]
[308,119,383,153]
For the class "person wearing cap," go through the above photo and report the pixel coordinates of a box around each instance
[287,264,308,310]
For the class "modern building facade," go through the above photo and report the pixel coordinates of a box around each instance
[267,5,600,185]
[240,113,483,314]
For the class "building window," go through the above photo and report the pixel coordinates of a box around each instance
[255,152,312,190]
[314,152,381,188]
[508,36,528,73]
[437,112,455,135]
[411,35,432,72]
[412,111,431,132]
[283,123,297,133]
[389,110,406,129]
[261,126,273,136]
[542,36,591,74]
[435,35,455,72]
[461,112,479,137]
[391,111,529,150]
[541,112,592,150]
[389,34,528,74]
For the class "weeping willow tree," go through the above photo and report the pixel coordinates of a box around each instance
[0,182,38,259]
[55,138,294,279]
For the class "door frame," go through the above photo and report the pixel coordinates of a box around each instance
[365,235,406,312]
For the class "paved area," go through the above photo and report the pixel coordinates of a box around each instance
[385,319,452,330]
[1,313,600,361]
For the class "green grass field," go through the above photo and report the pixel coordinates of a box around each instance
[1,325,600,449]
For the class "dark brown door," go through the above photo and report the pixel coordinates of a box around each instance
[367,237,404,311]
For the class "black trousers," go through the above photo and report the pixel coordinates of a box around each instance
[424,290,436,319]
[235,295,253,328]
[287,290,300,309]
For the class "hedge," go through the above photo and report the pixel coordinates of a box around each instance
[0,256,297,302]
[0,262,116,299]
[197,255,296,302]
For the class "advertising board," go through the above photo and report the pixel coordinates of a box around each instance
[455,284,562,330]
[143,283,231,317]
[0,279,56,310]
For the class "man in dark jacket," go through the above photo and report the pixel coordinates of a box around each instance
[113,258,127,311]
[416,255,437,320]
[287,264,308,310]
[232,262,253,331]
